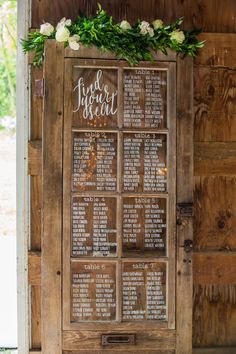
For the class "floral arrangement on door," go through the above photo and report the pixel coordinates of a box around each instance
[21,3,204,66]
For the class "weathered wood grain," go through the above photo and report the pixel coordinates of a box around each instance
[28,251,41,286]
[193,31,236,351]
[30,175,42,250]
[193,253,236,285]
[64,45,176,61]
[194,177,236,251]
[29,51,44,354]
[63,351,175,354]
[193,284,236,347]
[193,348,236,354]
[176,56,193,354]
[194,66,236,142]
[62,330,176,351]
[30,66,43,140]
[41,40,64,354]
[31,286,41,349]
[167,62,177,329]
[194,34,236,67]
[31,1,236,33]
[194,142,236,175]
[28,140,42,176]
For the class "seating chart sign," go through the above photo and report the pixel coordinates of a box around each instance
[123,69,167,129]
[122,197,166,255]
[72,68,118,128]
[122,262,166,321]
[64,62,175,329]
[72,131,117,192]
[71,262,116,321]
[123,133,167,192]
[72,196,117,257]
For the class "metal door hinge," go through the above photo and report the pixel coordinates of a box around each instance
[177,202,194,220]
[35,78,45,97]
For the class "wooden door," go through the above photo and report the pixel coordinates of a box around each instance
[41,41,193,354]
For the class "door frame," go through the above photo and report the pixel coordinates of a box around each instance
[41,40,193,354]
[17,0,31,353]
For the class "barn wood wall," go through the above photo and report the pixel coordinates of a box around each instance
[28,0,236,351]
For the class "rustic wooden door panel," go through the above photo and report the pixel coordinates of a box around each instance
[194,66,236,142]
[193,284,236,347]
[27,1,236,348]
[193,33,236,349]
[62,329,176,351]
[41,41,64,354]
[40,40,193,353]
[194,177,236,251]
[63,59,176,332]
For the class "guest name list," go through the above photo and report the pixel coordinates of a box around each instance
[69,67,169,322]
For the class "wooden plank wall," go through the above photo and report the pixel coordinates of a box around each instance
[31,0,236,32]
[29,65,43,350]
[28,1,236,351]
[193,34,236,348]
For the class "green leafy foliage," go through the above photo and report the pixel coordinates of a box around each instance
[0,0,16,127]
[21,4,204,66]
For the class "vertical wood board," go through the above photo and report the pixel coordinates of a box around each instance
[176,56,193,354]
[41,41,64,354]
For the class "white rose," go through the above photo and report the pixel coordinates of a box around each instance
[148,27,154,37]
[152,19,163,30]
[140,21,151,35]
[56,17,66,30]
[170,30,185,43]
[56,17,72,30]
[65,19,72,26]
[69,41,80,50]
[39,22,54,36]
[55,26,70,42]
[120,20,131,31]
[68,34,80,50]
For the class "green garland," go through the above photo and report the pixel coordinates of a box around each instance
[21,4,204,66]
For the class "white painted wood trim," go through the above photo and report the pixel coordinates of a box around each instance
[17,0,31,353]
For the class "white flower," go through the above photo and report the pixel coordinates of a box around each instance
[55,26,70,42]
[170,29,185,43]
[39,22,54,36]
[56,17,72,30]
[65,19,72,26]
[139,21,151,35]
[140,21,154,37]
[148,27,154,37]
[68,34,80,50]
[120,20,131,31]
[69,41,80,50]
[152,19,163,30]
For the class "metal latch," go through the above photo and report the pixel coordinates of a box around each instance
[177,203,194,218]
[177,202,194,225]
[35,78,45,97]
[102,334,136,346]
[184,239,193,253]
